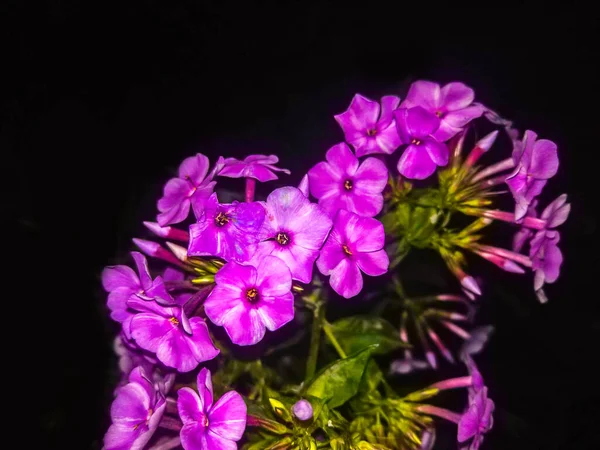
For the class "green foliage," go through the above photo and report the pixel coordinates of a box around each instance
[305,346,377,409]
[330,316,410,356]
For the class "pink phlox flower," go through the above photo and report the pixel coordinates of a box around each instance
[177,368,247,450]
[400,80,484,142]
[394,106,449,180]
[188,193,266,262]
[204,255,294,346]
[307,142,388,218]
[253,186,333,283]
[102,252,173,324]
[218,154,290,182]
[127,295,219,372]
[334,94,402,157]
[506,130,559,220]
[316,209,389,298]
[157,154,221,226]
[457,387,495,450]
[104,366,167,450]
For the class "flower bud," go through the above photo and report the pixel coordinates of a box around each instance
[291,399,313,421]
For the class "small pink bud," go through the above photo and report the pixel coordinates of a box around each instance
[165,242,189,263]
[461,275,482,296]
[133,238,184,267]
[465,130,499,167]
[143,221,189,242]
[292,399,313,421]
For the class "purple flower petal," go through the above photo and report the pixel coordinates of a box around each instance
[180,423,208,450]
[197,368,214,412]
[423,139,449,166]
[307,161,342,198]
[325,142,359,176]
[205,432,238,450]
[208,390,247,441]
[329,258,363,298]
[255,255,292,297]
[395,106,441,140]
[111,382,151,424]
[226,305,266,346]
[268,244,319,283]
[379,95,401,127]
[178,154,210,185]
[541,194,570,228]
[107,287,136,323]
[397,145,437,180]
[353,157,388,194]
[355,250,389,276]
[184,319,220,366]
[178,387,204,424]
[214,261,255,293]
[402,80,442,110]
[530,139,559,179]
[256,292,294,331]
[440,82,475,111]
[298,174,310,197]
[340,210,385,252]
[334,94,380,136]
[316,230,345,275]
[130,314,174,353]
[102,265,139,292]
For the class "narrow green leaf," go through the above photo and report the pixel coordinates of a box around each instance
[305,345,377,408]
[330,315,409,355]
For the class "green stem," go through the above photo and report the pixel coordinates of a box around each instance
[305,300,325,382]
[323,321,347,359]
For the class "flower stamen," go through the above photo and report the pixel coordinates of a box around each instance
[214,211,230,227]
[246,287,259,303]
[276,232,290,245]
[343,179,353,191]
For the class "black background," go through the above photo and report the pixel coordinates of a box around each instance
[5,3,599,449]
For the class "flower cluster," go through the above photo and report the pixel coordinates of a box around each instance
[101,79,567,449]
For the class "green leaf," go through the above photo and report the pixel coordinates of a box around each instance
[357,359,383,394]
[304,345,377,409]
[330,315,409,355]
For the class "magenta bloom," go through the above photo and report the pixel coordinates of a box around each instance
[457,387,495,450]
[254,186,333,283]
[394,107,449,180]
[177,368,247,450]
[316,210,389,298]
[530,230,563,297]
[104,367,166,450]
[506,130,559,220]
[102,252,172,323]
[218,154,290,182]
[128,297,219,372]
[513,195,570,252]
[204,255,294,346]
[400,80,484,141]
[307,143,388,218]
[188,193,265,262]
[334,94,402,157]
[157,153,218,226]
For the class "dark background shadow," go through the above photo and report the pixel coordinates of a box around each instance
[4,3,598,449]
